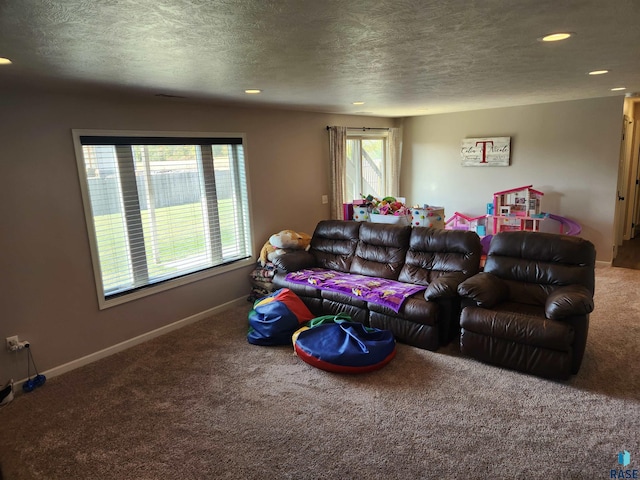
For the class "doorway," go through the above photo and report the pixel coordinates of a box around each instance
[612,237,640,269]
[613,97,640,269]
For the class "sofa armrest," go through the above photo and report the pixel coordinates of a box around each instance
[424,272,468,300]
[271,250,317,273]
[457,272,509,308]
[545,285,594,320]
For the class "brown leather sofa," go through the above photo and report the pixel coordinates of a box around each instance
[271,220,482,351]
[457,230,596,380]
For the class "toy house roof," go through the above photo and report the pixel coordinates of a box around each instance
[493,185,544,196]
[445,212,487,223]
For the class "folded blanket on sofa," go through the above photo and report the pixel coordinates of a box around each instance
[285,268,426,313]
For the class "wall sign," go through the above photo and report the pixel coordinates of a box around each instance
[461,137,511,166]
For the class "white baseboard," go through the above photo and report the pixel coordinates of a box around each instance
[596,260,612,268]
[12,297,248,390]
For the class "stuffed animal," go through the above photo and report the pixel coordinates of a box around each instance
[259,230,312,266]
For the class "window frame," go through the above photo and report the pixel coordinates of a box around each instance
[345,131,389,202]
[72,129,255,310]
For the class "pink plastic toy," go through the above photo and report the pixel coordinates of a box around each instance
[492,185,545,234]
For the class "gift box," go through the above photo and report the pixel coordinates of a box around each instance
[343,203,354,221]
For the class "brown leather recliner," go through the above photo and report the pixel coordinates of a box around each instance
[456,230,596,380]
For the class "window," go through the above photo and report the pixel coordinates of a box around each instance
[345,133,388,202]
[73,131,253,309]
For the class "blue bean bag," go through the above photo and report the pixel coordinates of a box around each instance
[247,288,315,346]
[293,321,396,373]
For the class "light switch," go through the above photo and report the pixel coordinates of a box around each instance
[321,195,329,204]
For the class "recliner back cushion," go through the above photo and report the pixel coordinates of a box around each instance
[398,228,482,285]
[311,220,362,273]
[350,223,411,280]
[484,231,596,305]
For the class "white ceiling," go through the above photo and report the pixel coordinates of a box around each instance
[1,0,639,117]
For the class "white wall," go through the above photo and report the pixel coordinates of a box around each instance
[401,97,624,262]
[0,86,395,383]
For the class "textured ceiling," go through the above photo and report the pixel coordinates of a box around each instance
[1,0,639,117]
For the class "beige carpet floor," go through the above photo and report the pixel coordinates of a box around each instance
[0,266,639,479]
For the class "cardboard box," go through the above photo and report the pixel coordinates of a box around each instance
[353,206,370,222]
[411,206,445,229]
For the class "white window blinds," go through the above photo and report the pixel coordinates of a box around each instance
[74,132,252,307]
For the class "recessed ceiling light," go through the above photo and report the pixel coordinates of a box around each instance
[244,89,262,94]
[611,87,626,91]
[588,70,609,75]
[352,101,365,105]
[540,32,573,42]
[0,57,12,65]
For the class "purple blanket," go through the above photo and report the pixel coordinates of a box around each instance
[284,268,426,313]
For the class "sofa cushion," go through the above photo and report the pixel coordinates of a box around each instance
[311,220,361,273]
[367,292,439,326]
[492,301,546,318]
[399,227,482,285]
[272,250,316,272]
[350,222,411,280]
[321,289,368,309]
[484,231,596,296]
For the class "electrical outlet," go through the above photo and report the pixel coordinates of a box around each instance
[6,335,19,351]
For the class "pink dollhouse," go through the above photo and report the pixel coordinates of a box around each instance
[492,185,544,233]
[445,212,489,236]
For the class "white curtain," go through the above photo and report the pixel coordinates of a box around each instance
[387,126,403,198]
[328,126,347,219]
